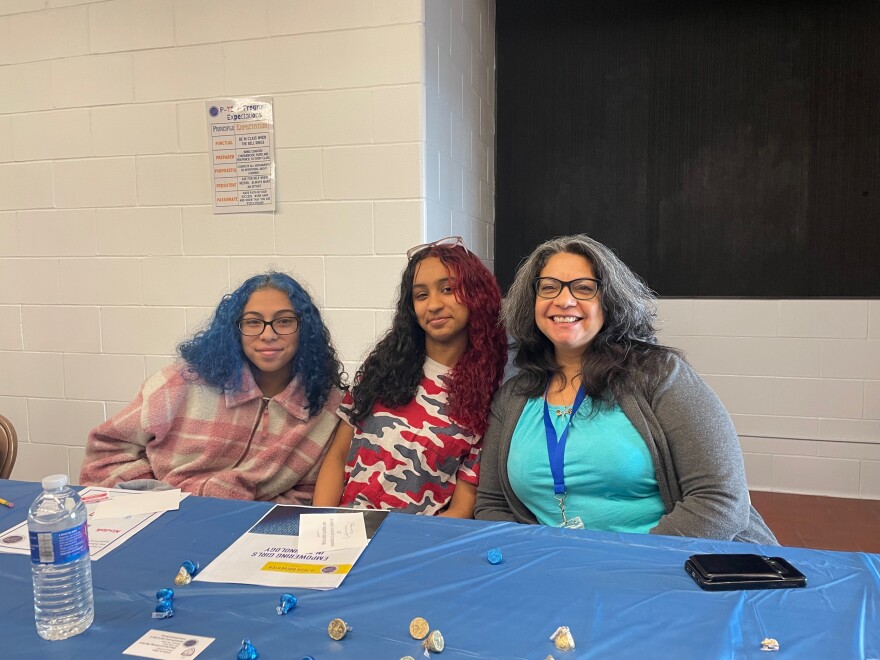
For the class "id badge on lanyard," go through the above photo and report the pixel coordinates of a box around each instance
[544,385,587,530]
[555,493,585,529]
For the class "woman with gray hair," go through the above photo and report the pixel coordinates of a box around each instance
[474,234,776,543]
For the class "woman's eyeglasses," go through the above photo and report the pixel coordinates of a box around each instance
[533,277,602,300]
[406,236,466,260]
[237,317,300,336]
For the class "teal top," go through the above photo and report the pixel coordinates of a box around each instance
[508,396,665,533]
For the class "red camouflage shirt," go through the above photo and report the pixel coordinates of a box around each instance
[338,358,480,515]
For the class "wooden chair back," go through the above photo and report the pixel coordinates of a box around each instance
[0,415,18,479]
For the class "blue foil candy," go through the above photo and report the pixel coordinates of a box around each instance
[237,638,259,660]
[151,587,175,619]
[152,598,174,619]
[276,593,297,615]
[487,547,503,564]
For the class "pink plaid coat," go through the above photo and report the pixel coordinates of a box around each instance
[80,363,342,503]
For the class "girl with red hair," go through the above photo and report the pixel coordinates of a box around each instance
[314,237,507,516]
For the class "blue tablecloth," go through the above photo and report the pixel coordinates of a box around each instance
[0,479,877,659]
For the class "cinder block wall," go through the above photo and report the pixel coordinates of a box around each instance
[0,0,496,483]
[658,300,880,498]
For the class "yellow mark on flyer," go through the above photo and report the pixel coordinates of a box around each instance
[261,562,352,575]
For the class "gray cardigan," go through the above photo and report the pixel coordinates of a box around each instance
[474,355,778,545]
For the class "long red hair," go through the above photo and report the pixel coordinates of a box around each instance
[432,246,508,436]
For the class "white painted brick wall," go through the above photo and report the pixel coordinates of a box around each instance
[12,110,92,161]
[0,0,446,484]
[52,53,134,108]
[97,208,183,256]
[659,299,880,499]
[0,117,12,162]
[1,6,89,64]
[92,104,179,156]
[16,210,96,257]
[22,306,100,353]
[54,158,138,208]
[425,0,494,262]
[0,306,23,350]
[88,0,175,54]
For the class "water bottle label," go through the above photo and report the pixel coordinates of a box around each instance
[29,521,90,565]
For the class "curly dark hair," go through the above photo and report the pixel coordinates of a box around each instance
[347,244,507,436]
[504,234,681,402]
[177,272,345,416]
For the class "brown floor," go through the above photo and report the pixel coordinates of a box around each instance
[750,491,880,553]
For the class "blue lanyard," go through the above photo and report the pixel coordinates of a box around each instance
[543,385,587,496]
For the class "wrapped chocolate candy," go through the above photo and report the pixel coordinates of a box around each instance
[760,638,780,652]
[409,616,429,640]
[422,630,444,653]
[327,618,352,640]
[151,588,175,619]
[549,626,575,651]
[237,638,259,660]
[173,560,199,586]
[276,593,297,615]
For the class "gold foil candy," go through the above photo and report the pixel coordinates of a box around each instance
[173,566,192,586]
[549,626,575,651]
[409,617,429,640]
[760,638,780,652]
[173,560,198,586]
[327,617,352,640]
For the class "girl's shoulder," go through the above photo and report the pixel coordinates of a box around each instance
[135,361,213,411]
[323,386,345,412]
[145,361,192,391]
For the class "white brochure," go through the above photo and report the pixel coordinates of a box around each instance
[0,486,188,561]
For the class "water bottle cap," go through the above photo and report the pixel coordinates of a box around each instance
[41,474,69,490]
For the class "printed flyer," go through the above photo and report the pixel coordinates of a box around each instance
[195,505,388,590]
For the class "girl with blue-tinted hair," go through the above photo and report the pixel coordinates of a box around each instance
[81,272,345,503]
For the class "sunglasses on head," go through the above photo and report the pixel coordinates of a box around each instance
[406,236,466,260]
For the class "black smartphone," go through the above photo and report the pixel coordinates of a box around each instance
[685,553,807,591]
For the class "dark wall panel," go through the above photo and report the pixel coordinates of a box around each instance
[495,1,880,297]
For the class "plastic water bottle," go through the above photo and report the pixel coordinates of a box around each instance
[28,474,94,640]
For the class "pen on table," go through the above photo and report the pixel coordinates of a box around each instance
[0,498,13,508]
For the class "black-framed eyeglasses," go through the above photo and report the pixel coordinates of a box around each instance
[406,235,466,260]
[533,277,602,300]
[237,316,300,336]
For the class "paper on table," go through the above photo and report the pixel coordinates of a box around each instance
[123,629,214,659]
[0,486,188,561]
[195,505,387,590]
[298,512,368,552]
[92,489,181,519]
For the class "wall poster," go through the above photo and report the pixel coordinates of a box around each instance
[206,97,275,213]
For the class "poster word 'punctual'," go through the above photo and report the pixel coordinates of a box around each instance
[206,97,276,214]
